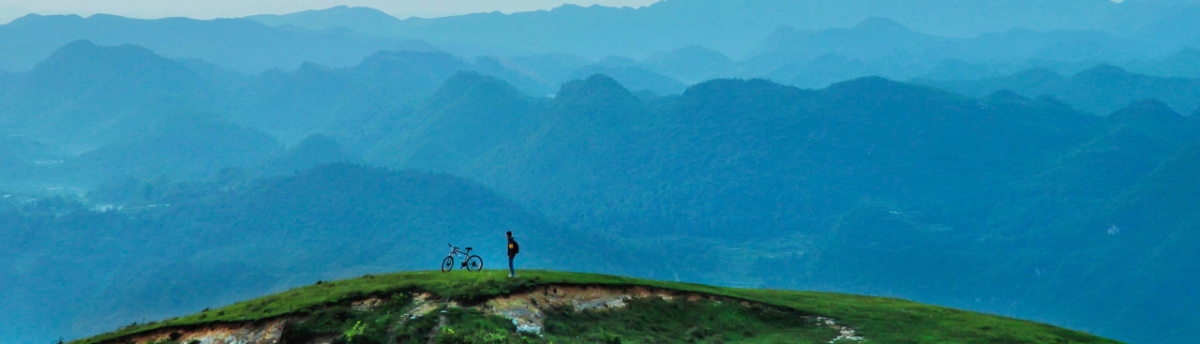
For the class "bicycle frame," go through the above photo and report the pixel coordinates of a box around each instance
[447,244,471,260]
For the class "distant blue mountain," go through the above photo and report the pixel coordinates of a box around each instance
[246,0,1120,59]
[0,13,404,73]
[914,65,1200,115]
[246,6,403,36]
[0,40,214,149]
[747,18,1141,77]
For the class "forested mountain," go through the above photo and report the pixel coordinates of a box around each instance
[1056,137,1200,343]
[349,74,1197,344]
[366,72,538,172]
[915,65,1200,115]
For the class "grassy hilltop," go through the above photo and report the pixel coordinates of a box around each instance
[74,270,1120,344]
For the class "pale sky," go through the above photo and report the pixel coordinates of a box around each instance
[0,0,664,22]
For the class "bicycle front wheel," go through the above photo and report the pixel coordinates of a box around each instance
[466,255,484,272]
[441,256,454,272]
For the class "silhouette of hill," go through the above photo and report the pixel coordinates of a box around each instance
[916,65,1200,115]
[0,14,401,73]
[0,40,214,150]
[245,6,404,34]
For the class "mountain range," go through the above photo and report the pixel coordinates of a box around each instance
[0,13,401,73]
[246,0,1124,59]
[5,42,1198,342]
[2,2,1200,344]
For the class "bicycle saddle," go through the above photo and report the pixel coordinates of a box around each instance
[465,247,473,251]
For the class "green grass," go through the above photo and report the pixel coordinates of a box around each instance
[71,270,1121,344]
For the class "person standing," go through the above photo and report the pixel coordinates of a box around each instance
[506,231,520,278]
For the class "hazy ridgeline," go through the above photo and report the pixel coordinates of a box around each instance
[2,1,1200,344]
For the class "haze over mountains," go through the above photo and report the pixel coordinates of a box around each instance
[1,1,1199,344]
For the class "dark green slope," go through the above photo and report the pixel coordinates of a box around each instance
[72,271,1121,344]
[1034,99,1200,199]
[1052,138,1200,343]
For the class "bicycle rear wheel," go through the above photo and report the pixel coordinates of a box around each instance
[466,255,484,272]
[441,256,454,272]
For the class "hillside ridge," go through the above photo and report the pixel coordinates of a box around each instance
[72,271,1120,344]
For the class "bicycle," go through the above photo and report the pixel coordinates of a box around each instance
[441,244,483,272]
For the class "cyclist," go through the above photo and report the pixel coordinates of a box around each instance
[506,231,520,278]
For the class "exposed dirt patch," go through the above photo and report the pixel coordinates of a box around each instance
[478,285,763,335]
[351,298,386,311]
[117,318,293,344]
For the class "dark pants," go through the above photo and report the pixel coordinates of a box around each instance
[508,255,515,275]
